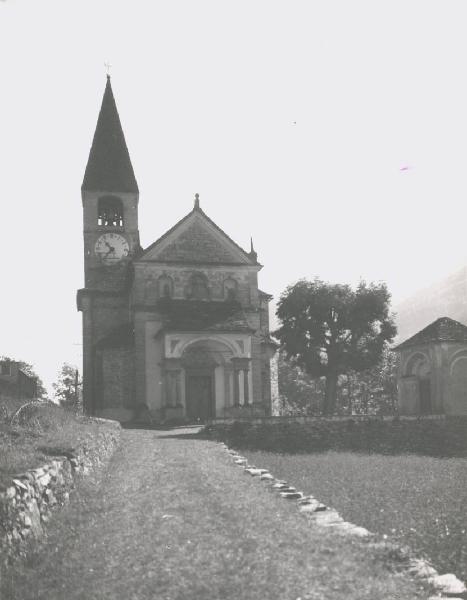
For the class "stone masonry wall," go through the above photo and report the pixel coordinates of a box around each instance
[0,418,121,564]
[102,348,135,409]
[133,265,255,308]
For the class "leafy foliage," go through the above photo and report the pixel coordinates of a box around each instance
[206,417,467,457]
[278,348,399,416]
[274,279,397,413]
[338,347,399,415]
[52,363,82,412]
[277,352,323,414]
[0,355,47,397]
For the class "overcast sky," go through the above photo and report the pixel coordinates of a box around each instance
[1,0,466,393]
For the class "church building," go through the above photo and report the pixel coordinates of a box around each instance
[395,316,467,416]
[77,77,277,422]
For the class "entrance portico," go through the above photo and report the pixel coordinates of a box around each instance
[159,333,253,421]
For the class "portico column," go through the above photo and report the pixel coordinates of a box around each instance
[232,358,251,407]
[243,367,249,405]
[224,363,234,407]
[233,366,241,406]
[160,358,182,407]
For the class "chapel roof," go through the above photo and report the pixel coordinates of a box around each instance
[82,76,138,194]
[394,316,467,350]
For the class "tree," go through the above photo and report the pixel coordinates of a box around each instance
[0,355,47,398]
[277,352,323,414]
[337,347,400,415]
[274,279,397,414]
[278,348,400,416]
[52,363,82,411]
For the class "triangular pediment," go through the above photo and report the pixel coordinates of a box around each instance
[138,208,257,265]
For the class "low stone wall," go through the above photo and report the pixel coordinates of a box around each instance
[209,414,446,425]
[205,415,467,457]
[0,418,121,563]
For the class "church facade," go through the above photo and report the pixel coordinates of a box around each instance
[77,77,277,422]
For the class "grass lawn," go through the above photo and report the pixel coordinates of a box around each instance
[0,398,107,487]
[243,450,467,583]
[1,429,434,600]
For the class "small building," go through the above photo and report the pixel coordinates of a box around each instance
[394,317,467,415]
[0,360,37,400]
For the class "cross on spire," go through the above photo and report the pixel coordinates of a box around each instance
[104,61,112,78]
[249,237,258,261]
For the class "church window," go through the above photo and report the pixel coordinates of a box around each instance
[97,196,124,227]
[157,274,174,298]
[190,273,209,300]
[144,279,157,303]
[223,277,238,301]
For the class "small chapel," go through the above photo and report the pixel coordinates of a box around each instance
[77,77,277,422]
[395,316,467,416]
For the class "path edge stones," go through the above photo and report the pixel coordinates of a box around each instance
[221,442,467,600]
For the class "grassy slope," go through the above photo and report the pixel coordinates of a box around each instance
[1,429,433,600]
[0,399,105,486]
[243,450,467,583]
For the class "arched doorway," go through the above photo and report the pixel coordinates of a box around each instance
[181,339,235,422]
[448,354,467,415]
[405,353,432,414]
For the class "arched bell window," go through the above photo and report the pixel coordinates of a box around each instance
[97,196,124,227]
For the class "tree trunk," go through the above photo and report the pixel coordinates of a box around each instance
[323,373,338,415]
[348,376,353,416]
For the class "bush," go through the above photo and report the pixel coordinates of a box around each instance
[0,402,99,484]
[205,417,467,457]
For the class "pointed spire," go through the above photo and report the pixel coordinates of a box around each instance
[82,76,138,193]
[249,237,258,261]
[194,193,200,210]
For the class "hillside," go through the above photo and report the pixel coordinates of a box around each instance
[394,266,467,343]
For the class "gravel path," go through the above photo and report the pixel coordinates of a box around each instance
[1,428,429,600]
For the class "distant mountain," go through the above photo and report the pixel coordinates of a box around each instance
[394,266,467,343]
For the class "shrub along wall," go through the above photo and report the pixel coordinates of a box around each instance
[204,416,467,457]
[0,418,121,564]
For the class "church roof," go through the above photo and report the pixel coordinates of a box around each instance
[82,76,138,194]
[155,299,254,333]
[138,199,260,266]
[394,316,467,350]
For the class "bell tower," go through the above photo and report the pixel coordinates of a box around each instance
[81,75,140,291]
[78,76,140,415]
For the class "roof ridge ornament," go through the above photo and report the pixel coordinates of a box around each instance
[194,193,200,210]
[249,237,258,261]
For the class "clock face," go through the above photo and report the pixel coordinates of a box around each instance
[94,233,130,264]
